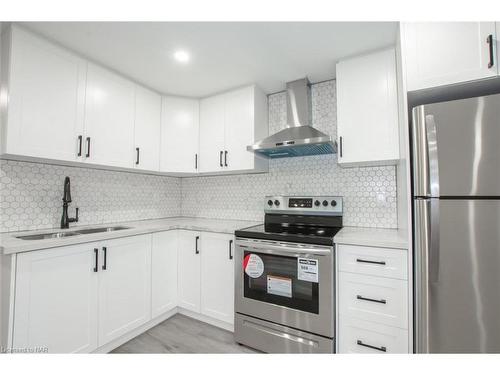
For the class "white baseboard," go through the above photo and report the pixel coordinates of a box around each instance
[177,308,234,333]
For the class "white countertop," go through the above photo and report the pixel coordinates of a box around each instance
[0,217,260,255]
[334,226,408,249]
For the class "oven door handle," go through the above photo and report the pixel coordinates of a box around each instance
[235,239,333,256]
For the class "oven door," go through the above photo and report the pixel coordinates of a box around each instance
[235,237,334,338]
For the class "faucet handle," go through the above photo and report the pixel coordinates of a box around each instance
[75,207,79,222]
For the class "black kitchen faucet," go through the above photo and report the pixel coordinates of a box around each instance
[61,176,79,229]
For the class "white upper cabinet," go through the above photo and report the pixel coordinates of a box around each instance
[160,96,200,173]
[402,22,498,91]
[133,85,161,171]
[199,85,268,174]
[199,95,226,173]
[336,48,399,167]
[200,233,235,324]
[84,63,136,168]
[1,26,86,161]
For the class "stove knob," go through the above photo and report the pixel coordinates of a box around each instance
[331,200,337,207]
[314,200,321,207]
[274,200,280,207]
[322,200,328,207]
[267,200,273,206]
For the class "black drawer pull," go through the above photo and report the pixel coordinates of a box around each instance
[85,137,91,158]
[135,147,140,165]
[357,340,387,352]
[102,246,107,270]
[224,150,228,167]
[228,239,233,260]
[356,258,386,266]
[357,295,387,304]
[219,151,223,167]
[77,135,83,157]
[195,236,200,254]
[195,154,198,170]
[487,34,494,68]
[93,248,98,272]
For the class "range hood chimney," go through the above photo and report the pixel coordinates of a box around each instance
[247,77,336,158]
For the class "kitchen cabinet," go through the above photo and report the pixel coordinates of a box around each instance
[200,233,234,324]
[98,235,152,346]
[199,85,268,174]
[177,230,202,313]
[13,243,99,353]
[151,231,178,318]
[160,96,200,173]
[336,48,399,167]
[84,63,136,168]
[1,26,86,162]
[199,95,226,173]
[134,85,161,171]
[402,22,498,91]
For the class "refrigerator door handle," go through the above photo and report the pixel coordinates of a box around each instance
[414,198,440,353]
[411,107,440,197]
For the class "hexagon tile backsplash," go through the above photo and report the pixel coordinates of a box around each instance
[181,80,398,228]
[0,80,397,233]
[0,160,181,232]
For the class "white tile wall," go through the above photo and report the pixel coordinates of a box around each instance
[181,81,398,228]
[0,160,181,232]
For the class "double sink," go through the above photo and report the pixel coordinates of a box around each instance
[16,226,131,241]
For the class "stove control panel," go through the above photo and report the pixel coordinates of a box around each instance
[265,196,343,216]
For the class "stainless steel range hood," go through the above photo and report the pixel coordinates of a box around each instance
[247,78,336,158]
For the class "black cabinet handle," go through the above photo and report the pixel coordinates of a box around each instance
[93,248,98,272]
[85,137,91,158]
[219,151,223,167]
[224,151,228,167]
[339,136,343,158]
[102,246,107,270]
[195,236,200,254]
[487,34,494,68]
[77,135,83,157]
[357,340,387,352]
[357,295,387,304]
[356,258,386,266]
[228,239,233,260]
[135,147,140,165]
[195,154,198,170]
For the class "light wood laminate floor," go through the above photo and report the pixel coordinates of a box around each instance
[111,314,259,354]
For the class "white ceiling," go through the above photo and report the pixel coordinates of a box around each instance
[20,22,397,97]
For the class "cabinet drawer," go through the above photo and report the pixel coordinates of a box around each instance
[339,272,408,328]
[338,315,408,353]
[338,244,407,280]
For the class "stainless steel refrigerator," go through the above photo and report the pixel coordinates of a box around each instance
[412,93,500,353]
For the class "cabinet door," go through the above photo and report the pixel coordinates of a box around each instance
[336,48,399,166]
[199,95,225,173]
[177,230,201,312]
[223,86,255,171]
[160,96,200,173]
[84,63,135,168]
[5,27,86,161]
[403,22,497,91]
[98,235,152,346]
[134,85,161,171]
[152,231,178,318]
[200,233,234,324]
[13,243,99,353]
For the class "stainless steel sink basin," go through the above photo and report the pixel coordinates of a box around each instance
[16,231,81,240]
[74,226,131,235]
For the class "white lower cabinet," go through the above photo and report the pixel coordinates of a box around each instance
[97,235,152,346]
[151,231,178,318]
[200,232,234,324]
[177,230,202,313]
[13,243,99,353]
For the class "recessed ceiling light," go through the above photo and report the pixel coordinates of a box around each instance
[174,50,190,63]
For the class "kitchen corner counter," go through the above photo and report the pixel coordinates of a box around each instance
[0,217,261,255]
[334,226,408,250]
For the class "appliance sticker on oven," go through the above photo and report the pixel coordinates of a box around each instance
[298,258,319,283]
[244,254,264,278]
[267,275,292,298]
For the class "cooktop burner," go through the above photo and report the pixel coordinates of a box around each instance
[235,196,343,246]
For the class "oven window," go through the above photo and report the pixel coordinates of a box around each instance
[243,251,319,314]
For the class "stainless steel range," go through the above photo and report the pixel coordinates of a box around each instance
[234,195,343,353]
